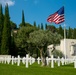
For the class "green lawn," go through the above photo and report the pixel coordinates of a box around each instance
[0,63,76,75]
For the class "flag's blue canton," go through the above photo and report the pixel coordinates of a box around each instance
[57,6,64,15]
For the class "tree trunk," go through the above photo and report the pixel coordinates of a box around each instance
[39,48,46,66]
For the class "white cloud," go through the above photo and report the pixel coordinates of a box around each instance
[0,0,15,7]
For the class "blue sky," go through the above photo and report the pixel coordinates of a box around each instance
[0,0,76,28]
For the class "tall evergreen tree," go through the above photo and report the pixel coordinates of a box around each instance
[1,4,11,54]
[41,23,44,30]
[45,23,47,30]
[58,25,64,38]
[34,21,36,27]
[0,4,4,54]
[66,29,68,38]
[19,10,25,27]
[22,10,25,26]
[38,24,40,29]
[72,28,76,39]
[68,27,72,39]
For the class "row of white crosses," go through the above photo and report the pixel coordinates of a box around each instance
[37,55,76,68]
[0,54,76,68]
[0,54,35,68]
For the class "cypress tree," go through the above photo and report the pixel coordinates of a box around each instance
[0,4,4,54]
[66,29,68,38]
[72,28,76,39]
[22,10,25,26]
[58,25,64,38]
[45,23,47,30]
[68,27,72,39]
[38,24,40,29]
[19,10,25,27]
[1,4,11,54]
[41,23,43,30]
[34,21,36,27]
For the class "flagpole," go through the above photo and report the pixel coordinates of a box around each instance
[63,3,67,61]
[63,0,67,60]
[64,23,66,58]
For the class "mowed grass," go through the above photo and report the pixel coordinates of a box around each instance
[0,62,76,75]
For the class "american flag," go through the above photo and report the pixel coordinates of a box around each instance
[47,6,64,24]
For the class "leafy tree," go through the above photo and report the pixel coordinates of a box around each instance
[47,25,57,33]
[29,30,62,66]
[15,26,37,56]
[1,4,11,54]
[0,4,4,54]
